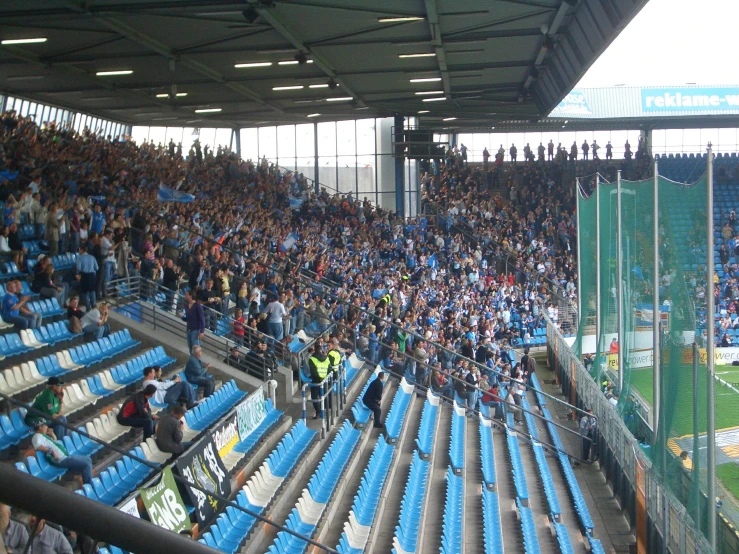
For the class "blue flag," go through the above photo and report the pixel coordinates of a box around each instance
[157,184,195,203]
[632,266,644,280]
[428,253,438,269]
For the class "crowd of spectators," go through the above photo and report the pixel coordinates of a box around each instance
[1,108,644,416]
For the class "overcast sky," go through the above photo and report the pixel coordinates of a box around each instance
[576,0,738,87]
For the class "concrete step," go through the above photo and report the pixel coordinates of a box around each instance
[492,427,525,553]
[464,416,484,554]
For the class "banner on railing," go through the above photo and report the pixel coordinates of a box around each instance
[237,388,267,441]
[280,232,299,252]
[157,184,195,203]
[139,467,191,533]
[174,436,231,525]
[213,412,239,461]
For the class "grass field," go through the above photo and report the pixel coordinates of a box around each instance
[717,464,739,506]
[628,364,739,436]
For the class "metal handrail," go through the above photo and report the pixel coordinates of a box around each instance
[0,390,339,553]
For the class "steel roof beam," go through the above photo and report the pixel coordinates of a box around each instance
[55,0,284,113]
[252,3,367,108]
[423,0,452,101]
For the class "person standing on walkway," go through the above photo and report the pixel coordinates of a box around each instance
[184,289,205,353]
[580,408,597,461]
[76,244,99,311]
[362,372,387,429]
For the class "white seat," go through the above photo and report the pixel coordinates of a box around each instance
[296,490,325,525]
[181,420,198,441]
[20,363,42,386]
[99,371,121,392]
[3,369,25,394]
[348,353,363,370]
[344,514,371,547]
[60,351,83,370]
[243,480,271,508]
[20,329,46,349]
[0,373,15,396]
[63,386,87,414]
[93,418,109,441]
[144,438,170,464]
[296,330,311,342]
[26,361,44,383]
[86,421,100,440]
[79,379,99,402]
[0,314,13,330]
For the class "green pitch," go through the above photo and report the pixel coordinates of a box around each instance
[627,365,739,436]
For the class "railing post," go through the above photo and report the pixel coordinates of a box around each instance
[320,383,326,439]
[301,384,307,422]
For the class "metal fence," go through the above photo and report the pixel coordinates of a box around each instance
[546,313,718,554]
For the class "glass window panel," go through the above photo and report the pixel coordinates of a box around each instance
[718,128,737,153]
[318,158,338,192]
[215,128,232,151]
[240,128,258,160]
[357,154,375,192]
[180,127,196,156]
[337,156,357,194]
[148,126,167,146]
[682,129,701,154]
[608,130,630,158]
[523,132,542,155]
[257,126,277,160]
[13,98,22,111]
[276,125,296,163]
[336,120,356,157]
[356,119,375,155]
[317,122,336,157]
[131,126,149,144]
[470,134,488,163]
[197,128,215,150]
[295,124,315,160]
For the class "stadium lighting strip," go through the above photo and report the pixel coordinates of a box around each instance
[410,77,442,83]
[194,108,222,113]
[415,90,444,95]
[1,37,48,45]
[273,85,304,91]
[442,117,457,121]
[309,84,329,89]
[422,97,446,102]
[325,97,353,102]
[307,113,321,117]
[156,93,188,98]
[235,62,273,68]
[96,70,133,76]
[418,110,430,113]
[399,53,436,58]
[378,16,424,23]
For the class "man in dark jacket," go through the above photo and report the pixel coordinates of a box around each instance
[117,384,158,439]
[362,372,387,429]
[242,339,277,379]
[155,405,190,460]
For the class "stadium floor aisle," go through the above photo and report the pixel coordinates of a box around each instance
[365,397,423,553]
[534,353,634,553]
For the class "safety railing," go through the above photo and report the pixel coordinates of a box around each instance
[104,276,317,382]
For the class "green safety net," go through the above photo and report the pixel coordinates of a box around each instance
[575,171,716,543]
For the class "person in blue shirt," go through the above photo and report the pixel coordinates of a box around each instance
[90,204,106,235]
[1,280,42,329]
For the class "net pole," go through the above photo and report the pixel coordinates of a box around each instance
[595,173,601,345]
[576,177,582,330]
[616,170,624,393]
[692,341,701,528]
[706,144,716,549]
[652,159,660,442]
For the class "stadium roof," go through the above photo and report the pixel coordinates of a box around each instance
[0,0,648,130]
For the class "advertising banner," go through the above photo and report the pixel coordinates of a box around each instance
[237,389,267,441]
[139,467,191,533]
[698,347,739,366]
[642,87,739,112]
[174,436,230,525]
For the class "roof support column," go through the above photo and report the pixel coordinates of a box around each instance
[395,114,405,217]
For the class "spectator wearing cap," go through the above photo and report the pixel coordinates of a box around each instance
[26,377,67,439]
[116,384,159,439]
[184,346,216,398]
[362,371,387,429]
[32,420,93,485]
